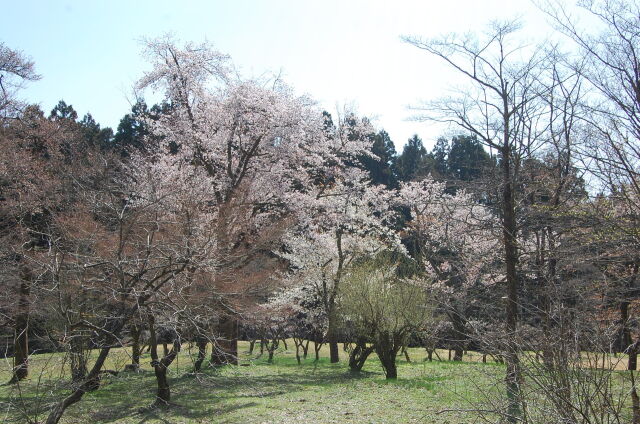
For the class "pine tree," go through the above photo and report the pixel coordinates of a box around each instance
[394,134,435,181]
[360,129,398,188]
[447,135,492,181]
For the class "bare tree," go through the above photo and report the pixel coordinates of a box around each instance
[403,21,553,420]
[0,42,40,118]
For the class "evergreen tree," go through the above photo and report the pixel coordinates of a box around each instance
[79,113,113,149]
[432,137,450,176]
[360,129,398,188]
[113,101,150,154]
[49,100,77,121]
[447,135,492,181]
[322,110,335,135]
[394,134,435,181]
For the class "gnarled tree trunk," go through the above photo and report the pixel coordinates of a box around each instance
[46,347,110,424]
[348,338,374,372]
[375,332,400,380]
[69,335,88,384]
[148,314,181,407]
[267,339,279,363]
[302,339,309,359]
[193,338,208,372]
[210,317,238,365]
[314,337,323,362]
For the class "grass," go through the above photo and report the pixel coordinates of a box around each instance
[0,342,505,423]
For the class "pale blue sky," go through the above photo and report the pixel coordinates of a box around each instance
[4,0,558,150]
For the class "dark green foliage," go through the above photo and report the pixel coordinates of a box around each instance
[49,100,77,121]
[429,135,494,183]
[113,101,150,154]
[322,110,334,134]
[48,100,114,151]
[360,130,398,188]
[79,113,113,149]
[446,135,492,181]
[432,137,449,177]
[394,134,436,182]
[113,101,174,155]
[394,134,494,185]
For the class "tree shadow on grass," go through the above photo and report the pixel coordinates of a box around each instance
[133,401,259,424]
[32,356,467,423]
[372,375,449,390]
[67,363,379,423]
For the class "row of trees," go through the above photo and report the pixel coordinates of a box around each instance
[399,0,640,421]
[1,1,640,422]
[1,35,386,423]
[260,1,640,423]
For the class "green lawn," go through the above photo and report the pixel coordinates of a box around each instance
[0,342,509,423]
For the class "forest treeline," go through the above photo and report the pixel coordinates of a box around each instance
[1,1,640,423]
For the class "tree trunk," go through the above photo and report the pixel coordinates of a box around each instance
[426,349,433,362]
[131,324,141,369]
[193,339,207,372]
[349,338,374,372]
[153,364,171,406]
[46,347,110,424]
[630,339,639,372]
[402,346,411,362]
[329,341,339,363]
[533,230,550,367]
[376,348,398,379]
[453,348,463,362]
[326,311,339,363]
[538,230,555,368]
[302,339,309,359]
[248,339,256,355]
[295,341,301,364]
[211,317,238,365]
[314,339,323,362]
[148,314,180,407]
[375,332,399,379]
[622,301,638,370]
[70,335,88,384]
[293,337,306,364]
[448,302,466,363]
[267,339,279,363]
[327,229,344,365]
[502,134,521,423]
[9,276,30,384]
[383,358,397,379]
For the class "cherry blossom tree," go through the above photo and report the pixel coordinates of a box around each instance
[397,178,501,362]
[41,152,208,422]
[280,170,402,362]
[134,36,377,365]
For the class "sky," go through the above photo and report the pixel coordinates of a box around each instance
[3,0,565,151]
